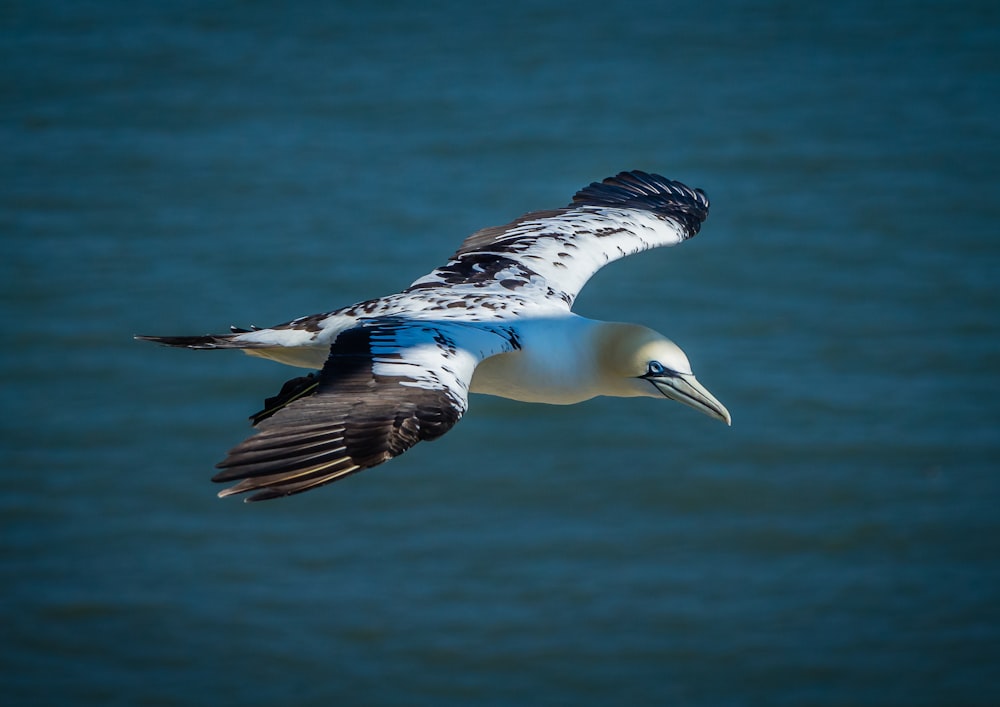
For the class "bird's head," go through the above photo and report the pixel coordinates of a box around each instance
[596,323,731,425]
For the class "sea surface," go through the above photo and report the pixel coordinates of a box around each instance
[3,1,999,705]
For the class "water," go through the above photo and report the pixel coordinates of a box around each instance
[3,1,999,704]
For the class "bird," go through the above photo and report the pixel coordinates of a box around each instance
[137,170,731,502]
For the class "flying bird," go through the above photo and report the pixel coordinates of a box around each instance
[138,170,731,501]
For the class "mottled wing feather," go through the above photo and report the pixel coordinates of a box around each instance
[213,319,518,501]
[406,170,709,310]
[135,171,708,352]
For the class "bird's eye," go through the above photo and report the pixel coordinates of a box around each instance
[647,361,666,376]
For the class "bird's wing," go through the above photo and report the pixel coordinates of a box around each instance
[213,318,520,501]
[405,170,709,311]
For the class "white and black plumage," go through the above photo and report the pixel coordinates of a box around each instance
[138,170,731,501]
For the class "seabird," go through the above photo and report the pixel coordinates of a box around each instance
[138,170,731,501]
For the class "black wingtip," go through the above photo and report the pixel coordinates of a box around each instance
[571,170,710,237]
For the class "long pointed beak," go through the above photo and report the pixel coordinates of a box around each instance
[649,372,732,425]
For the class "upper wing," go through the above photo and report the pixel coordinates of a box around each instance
[405,170,709,311]
[213,318,520,501]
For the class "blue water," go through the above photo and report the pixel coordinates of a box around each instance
[3,1,999,704]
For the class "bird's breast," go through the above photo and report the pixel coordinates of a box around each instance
[469,318,601,404]
[470,351,595,404]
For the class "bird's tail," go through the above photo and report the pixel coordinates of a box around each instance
[134,326,265,350]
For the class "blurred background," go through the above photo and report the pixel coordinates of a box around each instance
[3,1,998,704]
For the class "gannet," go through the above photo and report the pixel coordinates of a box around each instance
[138,170,731,501]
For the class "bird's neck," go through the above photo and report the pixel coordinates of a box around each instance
[469,318,652,403]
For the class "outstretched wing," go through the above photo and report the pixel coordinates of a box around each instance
[406,170,710,311]
[213,318,519,501]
